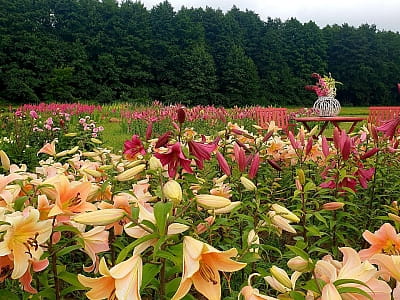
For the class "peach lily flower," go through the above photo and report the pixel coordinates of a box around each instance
[239,273,278,300]
[48,175,96,217]
[172,236,246,300]
[314,247,391,300]
[79,226,110,272]
[0,207,52,279]
[37,141,56,156]
[78,255,142,300]
[359,223,400,260]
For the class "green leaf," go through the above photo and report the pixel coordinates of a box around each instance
[141,263,162,290]
[313,211,328,227]
[54,225,81,235]
[116,233,158,264]
[57,244,81,257]
[0,290,19,300]
[13,196,28,211]
[154,201,172,235]
[334,278,373,292]
[157,249,181,266]
[337,287,372,300]
[58,270,85,288]
[302,278,326,293]
[286,245,310,260]
[289,291,306,300]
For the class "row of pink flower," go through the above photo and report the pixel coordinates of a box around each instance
[119,103,258,123]
[16,102,103,115]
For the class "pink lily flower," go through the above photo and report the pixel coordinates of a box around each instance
[188,140,217,169]
[154,142,193,178]
[376,116,400,138]
[123,135,146,160]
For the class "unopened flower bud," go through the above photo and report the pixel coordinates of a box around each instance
[0,150,10,171]
[210,202,241,214]
[297,169,305,185]
[196,194,231,209]
[287,256,310,272]
[247,229,260,253]
[271,204,300,223]
[149,156,162,170]
[81,168,102,178]
[163,180,183,206]
[269,266,292,289]
[388,213,400,223]
[65,132,78,137]
[73,209,126,225]
[55,150,69,158]
[240,176,256,191]
[116,164,146,181]
[67,146,79,155]
[177,108,186,124]
[90,138,103,144]
[322,202,345,211]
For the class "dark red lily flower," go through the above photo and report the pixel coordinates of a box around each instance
[376,116,400,139]
[154,142,193,178]
[123,135,146,160]
[215,151,231,176]
[188,140,217,169]
[155,131,172,148]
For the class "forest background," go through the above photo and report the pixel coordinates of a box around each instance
[1,0,400,107]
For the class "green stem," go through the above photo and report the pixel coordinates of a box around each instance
[49,217,61,300]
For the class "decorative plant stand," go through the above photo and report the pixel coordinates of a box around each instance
[313,96,341,117]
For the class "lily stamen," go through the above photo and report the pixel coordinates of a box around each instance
[199,261,217,285]
[70,192,82,206]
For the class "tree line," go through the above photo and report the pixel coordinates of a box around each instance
[1,0,400,107]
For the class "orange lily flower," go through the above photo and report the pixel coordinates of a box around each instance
[37,141,56,156]
[359,223,400,260]
[78,255,142,300]
[172,236,246,300]
[0,207,52,279]
[48,175,96,217]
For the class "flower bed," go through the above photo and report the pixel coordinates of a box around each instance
[0,106,400,299]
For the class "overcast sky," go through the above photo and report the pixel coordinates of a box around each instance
[139,0,399,32]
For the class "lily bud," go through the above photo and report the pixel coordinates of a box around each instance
[296,169,305,185]
[55,150,69,158]
[269,266,292,289]
[248,153,260,179]
[67,146,79,155]
[215,151,231,176]
[214,174,228,184]
[271,204,300,223]
[388,213,400,223]
[240,176,256,191]
[361,148,379,160]
[73,209,126,225]
[287,256,310,272]
[321,136,330,157]
[0,150,10,171]
[163,180,183,206]
[125,160,145,168]
[196,194,231,209]
[81,168,103,178]
[149,156,163,170]
[267,159,282,171]
[247,229,260,253]
[155,131,172,148]
[116,164,146,181]
[305,137,313,156]
[262,130,274,142]
[177,108,186,124]
[146,122,153,140]
[82,152,99,157]
[65,132,78,137]
[90,138,103,144]
[322,202,345,211]
[210,202,241,214]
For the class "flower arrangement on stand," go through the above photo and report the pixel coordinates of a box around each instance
[305,73,342,117]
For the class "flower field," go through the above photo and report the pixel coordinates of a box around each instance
[1,103,400,300]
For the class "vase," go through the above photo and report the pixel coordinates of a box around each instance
[313,96,341,117]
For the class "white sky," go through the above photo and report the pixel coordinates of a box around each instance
[138,0,400,32]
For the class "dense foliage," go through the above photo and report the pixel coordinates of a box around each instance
[1,0,400,106]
